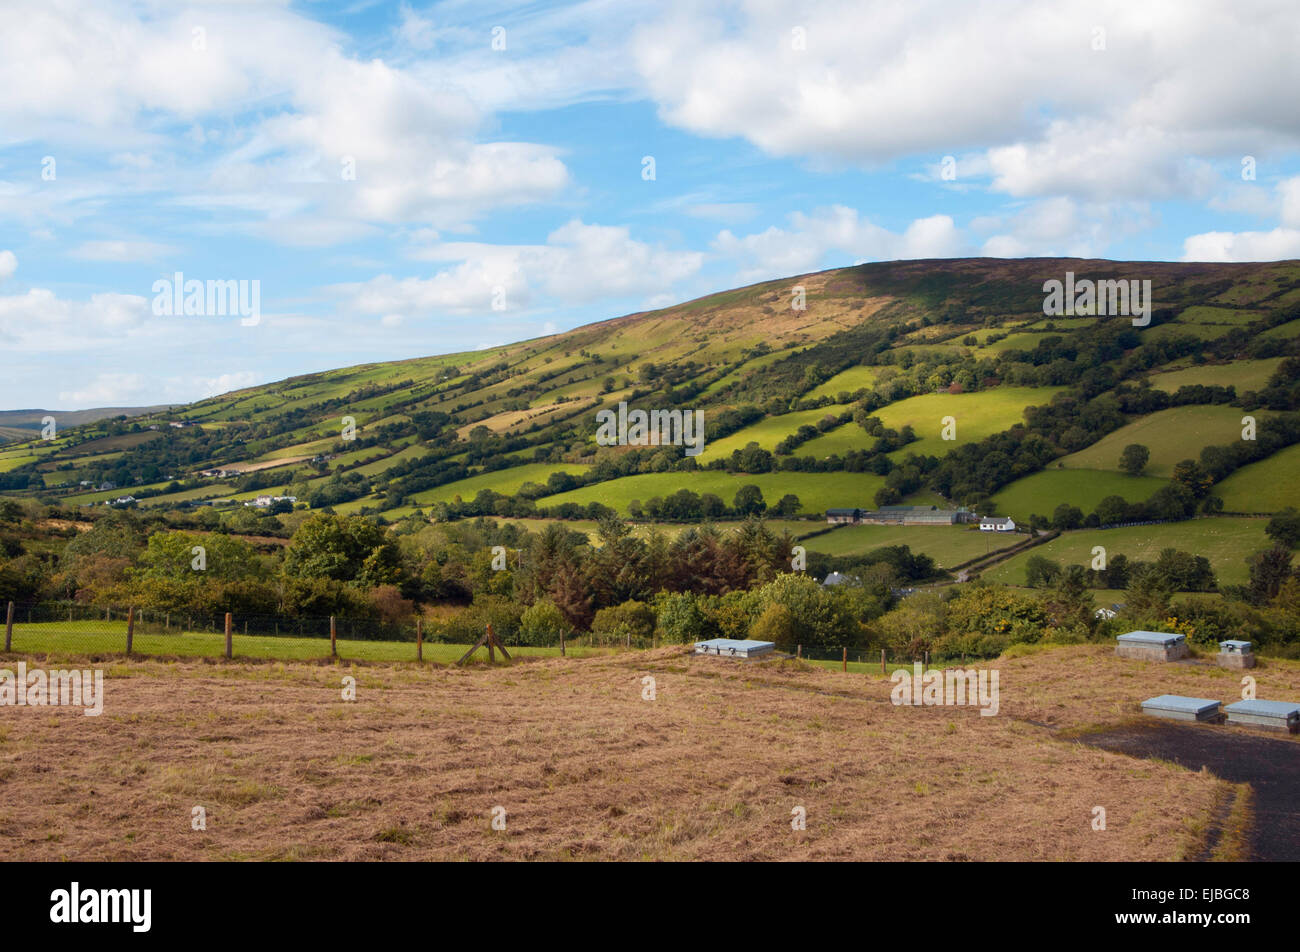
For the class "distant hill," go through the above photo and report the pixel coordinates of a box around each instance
[1,258,1297,535]
[0,405,175,442]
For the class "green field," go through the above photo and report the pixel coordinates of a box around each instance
[805,365,879,399]
[1057,405,1259,477]
[542,470,885,515]
[698,404,850,462]
[1148,358,1283,394]
[987,469,1169,522]
[803,523,1021,566]
[2,620,608,663]
[1213,443,1300,512]
[408,462,593,506]
[798,387,1063,460]
[980,517,1270,587]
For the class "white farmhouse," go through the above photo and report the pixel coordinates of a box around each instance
[979,516,1016,532]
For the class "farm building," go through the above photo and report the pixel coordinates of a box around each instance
[826,505,976,526]
[826,508,864,525]
[979,516,1015,532]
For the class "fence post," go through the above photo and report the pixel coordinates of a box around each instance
[4,601,13,652]
[880,648,886,674]
[224,612,232,660]
[560,630,565,657]
[165,611,169,632]
[125,606,135,655]
[330,616,337,658]
[416,617,423,662]
[842,646,847,672]
[796,644,802,659]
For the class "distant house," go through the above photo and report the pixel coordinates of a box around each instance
[246,495,297,509]
[979,516,1015,532]
[98,481,116,491]
[112,495,136,505]
[822,571,855,587]
[826,508,863,525]
[1095,602,1126,620]
[169,422,185,428]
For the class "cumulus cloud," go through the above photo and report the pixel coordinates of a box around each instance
[337,220,705,319]
[1182,176,1300,261]
[632,0,1300,201]
[0,250,15,281]
[1181,228,1300,262]
[0,0,571,241]
[714,206,964,283]
[71,240,177,262]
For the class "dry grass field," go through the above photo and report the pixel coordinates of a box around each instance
[0,644,1296,861]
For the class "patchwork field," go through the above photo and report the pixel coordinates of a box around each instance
[408,463,593,506]
[986,469,1169,522]
[1148,358,1284,394]
[541,470,885,515]
[1057,405,1259,477]
[798,387,1062,460]
[1213,443,1300,512]
[2,643,1292,861]
[698,404,851,463]
[980,516,1270,587]
[802,523,1021,565]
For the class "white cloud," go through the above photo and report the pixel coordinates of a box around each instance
[57,370,258,407]
[0,250,15,281]
[71,240,177,262]
[975,197,1155,258]
[632,0,1300,201]
[1182,176,1300,261]
[714,206,964,283]
[1180,228,1300,262]
[339,219,704,319]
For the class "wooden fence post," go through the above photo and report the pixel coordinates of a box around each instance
[125,606,135,655]
[224,612,232,660]
[842,646,847,672]
[880,648,886,674]
[165,611,169,632]
[330,616,337,658]
[416,617,423,662]
[796,644,802,659]
[4,601,13,652]
[560,630,565,657]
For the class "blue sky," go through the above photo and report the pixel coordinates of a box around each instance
[2,0,1300,408]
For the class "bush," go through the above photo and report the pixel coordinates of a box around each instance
[591,599,656,645]
[518,598,568,645]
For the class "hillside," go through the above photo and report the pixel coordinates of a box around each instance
[2,257,1298,548]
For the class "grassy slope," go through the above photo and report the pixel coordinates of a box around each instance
[803,523,1021,565]
[1057,405,1262,477]
[797,387,1062,459]
[542,470,885,515]
[1213,443,1300,512]
[980,517,1269,587]
[987,469,1169,521]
